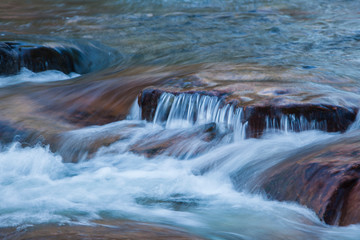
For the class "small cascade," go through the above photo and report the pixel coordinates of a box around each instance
[138,91,354,138]
[152,92,248,140]
[265,115,327,134]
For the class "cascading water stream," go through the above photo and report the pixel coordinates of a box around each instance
[1,107,360,239]
[149,92,332,140]
[2,0,360,239]
[152,93,247,140]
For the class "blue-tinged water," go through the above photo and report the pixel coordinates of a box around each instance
[1,0,360,239]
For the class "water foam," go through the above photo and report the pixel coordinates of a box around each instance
[0,68,79,87]
[0,126,359,239]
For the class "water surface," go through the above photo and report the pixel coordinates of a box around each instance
[1,0,360,239]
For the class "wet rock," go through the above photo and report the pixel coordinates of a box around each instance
[17,44,78,74]
[0,42,20,75]
[0,220,204,240]
[243,104,356,138]
[0,63,358,161]
[0,65,197,161]
[135,64,360,138]
[258,136,360,226]
[138,87,357,138]
[0,41,95,75]
[129,123,221,159]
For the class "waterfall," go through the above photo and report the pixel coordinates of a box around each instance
[139,92,333,139]
[152,92,248,140]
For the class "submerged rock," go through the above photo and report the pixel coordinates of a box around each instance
[0,220,204,240]
[0,63,358,161]
[0,65,198,161]
[129,123,221,159]
[257,135,360,226]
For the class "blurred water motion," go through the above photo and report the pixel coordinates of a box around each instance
[0,1,360,239]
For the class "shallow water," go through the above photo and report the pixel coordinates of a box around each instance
[1,0,360,239]
[1,122,360,239]
[0,68,79,87]
[1,0,360,78]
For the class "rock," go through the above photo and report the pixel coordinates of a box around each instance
[138,88,357,138]
[0,42,20,75]
[17,44,78,74]
[0,63,358,160]
[129,123,221,159]
[257,135,360,226]
[0,42,79,75]
[0,41,111,75]
[135,63,360,138]
[0,65,197,161]
[0,220,204,240]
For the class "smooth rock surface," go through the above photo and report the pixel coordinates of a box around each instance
[257,135,360,226]
[0,220,204,240]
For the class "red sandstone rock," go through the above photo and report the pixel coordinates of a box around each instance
[138,88,357,138]
[0,220,204,240]
[259,136,360,226]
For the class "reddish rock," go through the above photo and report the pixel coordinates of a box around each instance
[0,63,358,161]
[0,65,199,160]
[258,137,360,226]
[138,88,357,138]
[0,220,204,240]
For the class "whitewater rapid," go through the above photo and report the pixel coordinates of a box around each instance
[0,118,359,239]
[0,70,359,239]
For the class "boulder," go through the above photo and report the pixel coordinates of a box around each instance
[0,42,81,75]
[135,63,360,138]
[0,42,20,75]
[257,136,360,226]
[138,88,357,138]
[0,41,114,75]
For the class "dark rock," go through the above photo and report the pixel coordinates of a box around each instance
[0,42,20,75]
[0,41,92,75]
[258,136,360,226]
[243,104,356,138]
[18,45,77,74]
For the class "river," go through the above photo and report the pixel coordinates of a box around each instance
[0,0,360,239]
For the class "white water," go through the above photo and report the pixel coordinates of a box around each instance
[0,68,79,87]
[152,92,330,140]
[1,116,360,239]
[0,89,359,239]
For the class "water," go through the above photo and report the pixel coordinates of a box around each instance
[1,0,360,239]
[1,122,360,239]
[0,68,79,87]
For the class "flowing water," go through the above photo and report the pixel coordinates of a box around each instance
[1,0,360,239]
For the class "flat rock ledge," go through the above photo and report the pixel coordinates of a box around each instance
[138,88,358,138]
[0,220,204,240]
